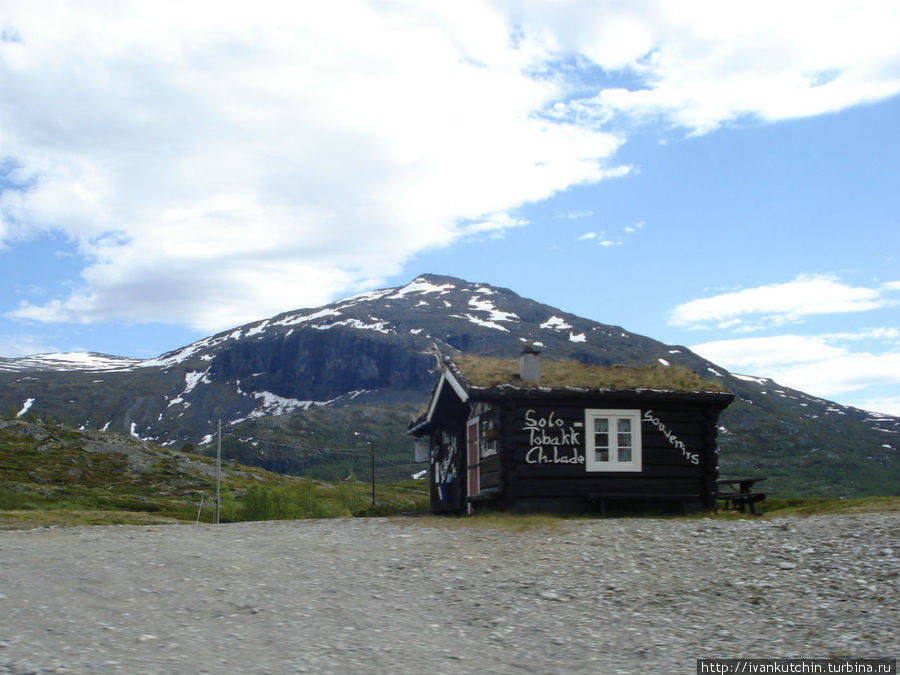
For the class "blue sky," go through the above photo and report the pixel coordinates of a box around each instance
[1,1,898,413]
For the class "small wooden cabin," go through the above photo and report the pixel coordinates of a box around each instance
[409,349,734,515]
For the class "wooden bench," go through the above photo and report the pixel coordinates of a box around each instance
[588,492,700,517]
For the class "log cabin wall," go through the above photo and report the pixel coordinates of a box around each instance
[477,392,729,513]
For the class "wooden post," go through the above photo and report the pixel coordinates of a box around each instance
[215,419,221,524]
[370,440,375,507]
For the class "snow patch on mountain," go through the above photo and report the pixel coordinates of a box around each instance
[453,314,509,332]
[334,288,394,307]
[275,307,342,328]
[732,373,767,384]
[184,369,212,394]
[141,329,250,367]
[16,398,35,417]
[388,278,455,299]
[467,296,519,323]
[313,318,393,334]
[247,320,271,337]
[251,391,317,416]
[569,332,586,343]
[230,389,371,424]
[0,352,140,373]
[437,292,521,332]
[540,316,573,331]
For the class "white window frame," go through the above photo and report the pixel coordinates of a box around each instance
[585,409,642,472]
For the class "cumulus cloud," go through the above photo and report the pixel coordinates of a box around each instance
[690,332,900,411]
[533,0,900,134]
[669,275,898,330]
[2,2,899,331]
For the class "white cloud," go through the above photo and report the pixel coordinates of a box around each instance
[0,333,57,358]
[461,213,529,237]
[690,332,900,406]
[2,3,899,330]
[669,275,895,330]
[691,335,848,372]
[0,2,626,330]
[561,210,594,220]
[531,0,900,134]
[855,396,900,417]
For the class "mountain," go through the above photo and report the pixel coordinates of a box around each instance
[1,274,898,496]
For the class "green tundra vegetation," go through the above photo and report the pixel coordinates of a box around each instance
[0,417,427,528]
[197,402,425,482]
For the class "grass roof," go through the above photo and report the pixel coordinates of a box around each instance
[452,354,727,393]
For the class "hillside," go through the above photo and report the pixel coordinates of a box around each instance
[1,274,898,497]
[0,418,426,526]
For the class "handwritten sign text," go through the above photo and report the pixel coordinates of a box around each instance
[523,409,584,465]
[643,410,699,465]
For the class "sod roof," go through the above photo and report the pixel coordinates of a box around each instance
[450,354,727,393]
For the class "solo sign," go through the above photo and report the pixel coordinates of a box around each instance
[523,409,584,465]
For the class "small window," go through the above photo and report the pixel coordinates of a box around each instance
[585,409,642,472]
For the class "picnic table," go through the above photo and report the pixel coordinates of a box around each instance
[716,476,767,514]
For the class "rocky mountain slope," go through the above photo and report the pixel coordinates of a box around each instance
[1,274,898,495]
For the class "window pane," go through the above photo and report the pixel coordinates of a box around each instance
[617,417,632,463]
[594,430,609,462]
[594,418,609,433]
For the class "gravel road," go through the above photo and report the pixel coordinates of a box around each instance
[1,513,897,674]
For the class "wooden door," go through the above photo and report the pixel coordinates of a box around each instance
[466,418,480,514]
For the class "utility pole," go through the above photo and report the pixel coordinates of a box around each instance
[215,419,221,524]
[370,440,376,508]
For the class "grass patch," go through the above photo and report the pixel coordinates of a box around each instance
[756,496,900,517]
[707,496,900,520]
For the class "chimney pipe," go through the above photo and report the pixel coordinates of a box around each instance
[520,342,542,383]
